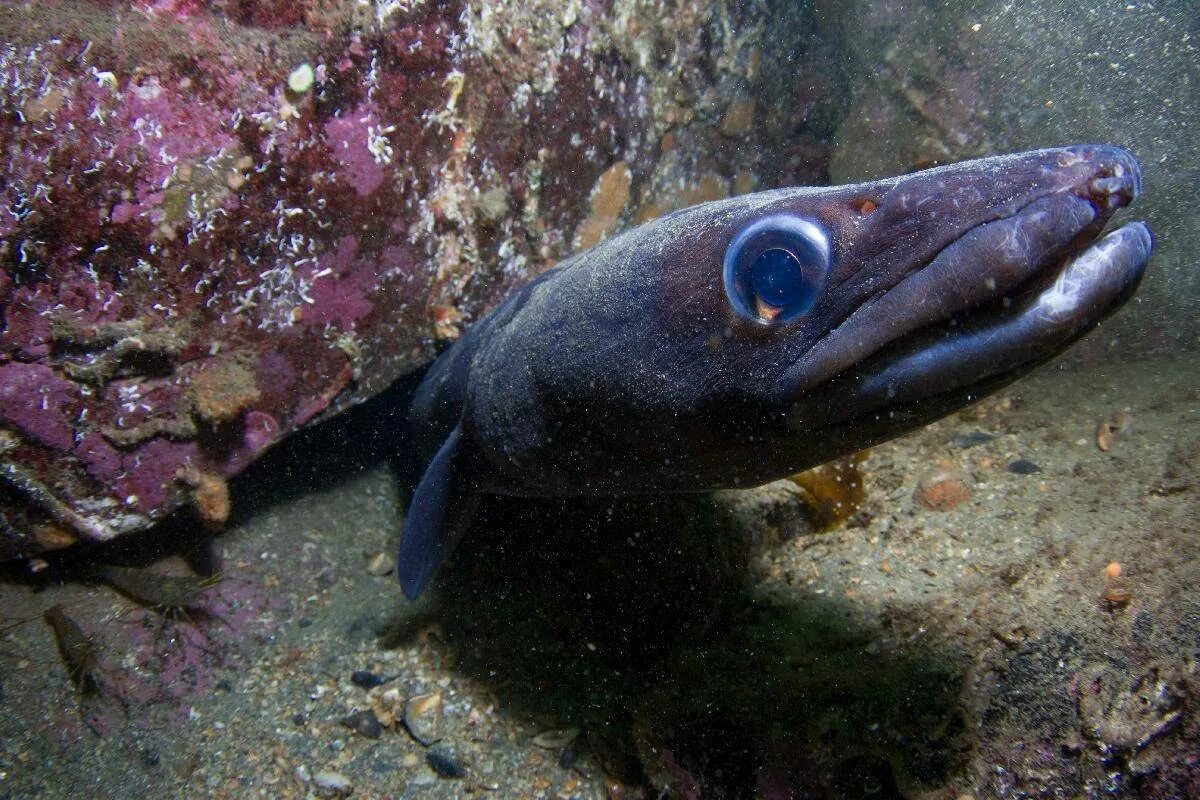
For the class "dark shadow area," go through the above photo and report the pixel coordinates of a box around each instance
[2,363,969,798]
[383,492,970,799]
[224,368,426,517]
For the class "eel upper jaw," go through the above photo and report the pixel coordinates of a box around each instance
[782,151,1151,433]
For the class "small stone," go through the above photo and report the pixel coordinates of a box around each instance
[426,744,466,779]
[1102,575,1133,609]
[340,708,383,739]
[1007,459,1042,475]
[365,552,393,576]
[350,670,395,689]
[373,686,403,727]
[915,471,971,511]
[294,764,312,784]
[952,431,994,448]
[404,691,444,745]
[313,770,353,797]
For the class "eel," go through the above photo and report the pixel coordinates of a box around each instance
[397,144,1152,599]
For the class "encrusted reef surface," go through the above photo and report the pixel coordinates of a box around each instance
[0,0,839,559]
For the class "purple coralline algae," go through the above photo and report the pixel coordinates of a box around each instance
[0,0,836,559]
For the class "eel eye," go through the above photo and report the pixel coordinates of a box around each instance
[723,214,831,324]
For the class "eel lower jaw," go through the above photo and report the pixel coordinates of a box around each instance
[786,220,1152,431]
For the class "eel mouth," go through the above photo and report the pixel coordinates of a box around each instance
[787,146,1152,428]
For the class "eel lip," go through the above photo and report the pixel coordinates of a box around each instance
[781,146,1145,403]
[826,220,1152,417]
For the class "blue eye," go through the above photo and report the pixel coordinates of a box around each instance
[723,215,830,324]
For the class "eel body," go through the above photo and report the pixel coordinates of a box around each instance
[398,144,1152,599]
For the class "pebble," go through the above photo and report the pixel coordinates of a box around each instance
[313,770,353,797]
[915,471,971,511]
[365,551,393,576]
[426,744,466,779]
[1102,574,1134,609]
[351,670,395,689]
[373,686,403,727]
[952,431,994,448]
[1006,459,1042,475]
[340,708,384,739]
[403,691,444,745]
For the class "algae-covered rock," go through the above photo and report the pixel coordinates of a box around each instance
[0,0,837,558]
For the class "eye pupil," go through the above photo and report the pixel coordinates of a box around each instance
[750,248,809,309]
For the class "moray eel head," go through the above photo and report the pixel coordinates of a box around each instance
[775,144,1149,451]
[397,144,1151,599]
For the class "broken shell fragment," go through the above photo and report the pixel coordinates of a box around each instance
[1095,410,1132,452]
[532,727,581,749]
[403,691,444,745]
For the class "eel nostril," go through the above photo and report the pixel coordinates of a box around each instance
[1089,175,1134,208]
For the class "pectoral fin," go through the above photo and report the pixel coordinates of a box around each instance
[396,423,481,600]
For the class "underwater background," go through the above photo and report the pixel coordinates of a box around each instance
[0,1,1196,798]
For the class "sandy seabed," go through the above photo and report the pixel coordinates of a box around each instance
[2,351,1197,800]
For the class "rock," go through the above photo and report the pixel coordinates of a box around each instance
[426,744,466,779]
[350,670,395,689]
[915,471,971,512]
[0,1,830,560]
[364,552,393,576]
[952,431,994,449]
[340,709,383,740]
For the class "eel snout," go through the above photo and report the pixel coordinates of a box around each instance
[785,145,1152,423]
